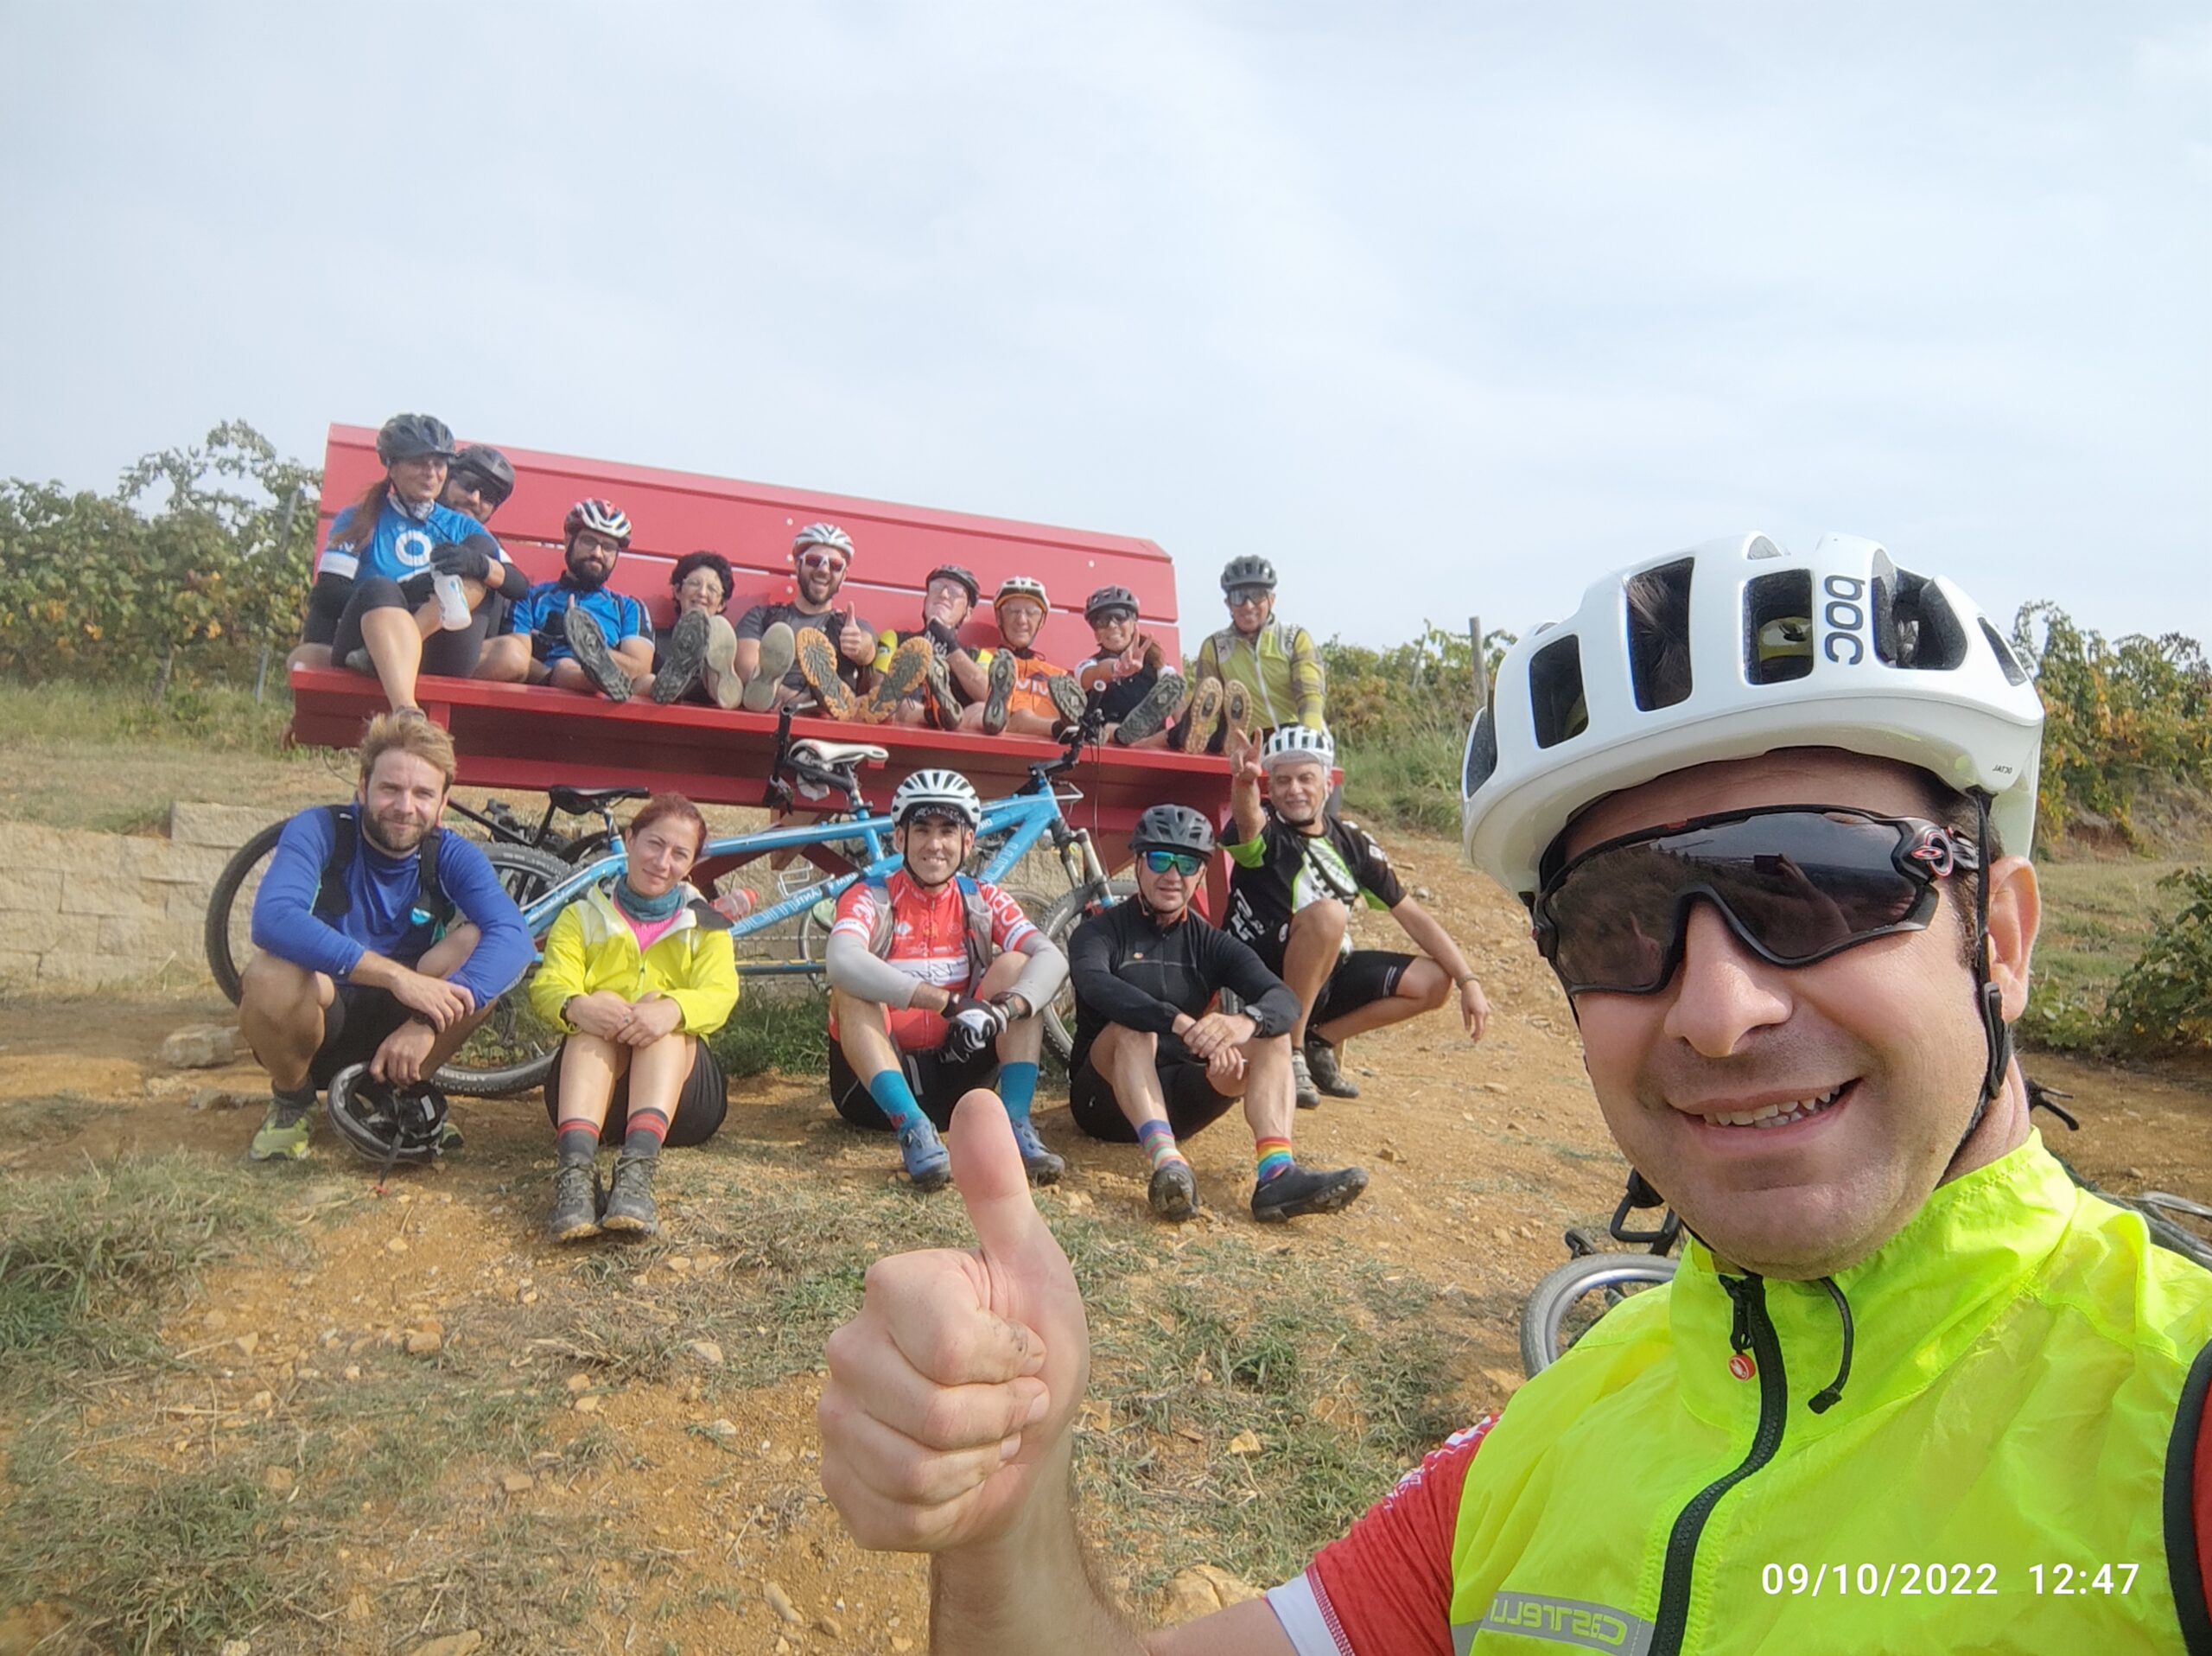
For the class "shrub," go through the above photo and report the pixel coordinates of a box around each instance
[2101,868,2212,1052]
[1318,622,1512,832]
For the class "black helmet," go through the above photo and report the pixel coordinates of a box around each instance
[448,443,515,506]
[327,1063,452,1168]
[375,413,458,467]
[925,564,981,605]
[1084,584,1139,621]
[1130,804,1216,857]
[1219,555,1276,594]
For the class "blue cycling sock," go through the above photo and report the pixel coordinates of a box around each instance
[998,1061,1039,1123]
[868,1067,927,1132]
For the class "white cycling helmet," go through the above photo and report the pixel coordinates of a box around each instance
[994,575,1050,614]
[1462,532,2044,901]
[891,767,982,829]
[1261,723,1336,771]
[793,523,855,560]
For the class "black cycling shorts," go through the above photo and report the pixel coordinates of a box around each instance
[830,1041,1000,1133]
[309,984,415,1087]
[543,1035,728,1148]
[1312,950,1416,1029]
[330,577,493,679]
[1067,1041,1239,1143]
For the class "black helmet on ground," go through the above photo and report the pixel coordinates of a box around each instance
[448,443,515,506]
[375,413,458,467]
[325,1063,452,1168]
[1219,555,1276,593]
[1130,804,1217,857]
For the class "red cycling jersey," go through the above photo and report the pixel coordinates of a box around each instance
[830,869,1036,1051]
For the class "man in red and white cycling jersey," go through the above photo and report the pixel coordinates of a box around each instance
[824,768,1070,1193]
[817,534,2212,1656]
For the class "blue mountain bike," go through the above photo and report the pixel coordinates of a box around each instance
[444,713,1130,1096]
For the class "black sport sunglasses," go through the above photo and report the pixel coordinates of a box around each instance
[1533,806,1980,996]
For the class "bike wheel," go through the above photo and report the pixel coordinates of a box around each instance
[1519,1252,1678,1379]
[434,844,578,1099]
[1034,878,1134,1062]
[204,822,287,1005]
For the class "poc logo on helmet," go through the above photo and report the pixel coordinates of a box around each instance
[1821,574,1871,666]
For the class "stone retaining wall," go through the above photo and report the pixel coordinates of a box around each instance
[0,804,275,990]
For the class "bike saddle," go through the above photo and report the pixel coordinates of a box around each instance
[789,739,888,769]
[549,786,650,814]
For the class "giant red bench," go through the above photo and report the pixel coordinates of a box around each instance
[286,424,1235,899]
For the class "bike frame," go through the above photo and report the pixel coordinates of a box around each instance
[512,786,1099,978]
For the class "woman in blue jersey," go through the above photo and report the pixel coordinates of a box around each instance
[296,413,531,716]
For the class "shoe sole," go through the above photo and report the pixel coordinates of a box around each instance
[1046,672,1088,729]
[796,630,859,719]
[1023,1156,1065,1188]
[248,1141,310,1163]
[598,1212,657,1235]
[1148,1163,1199,1222]
[703,617,743,709]
[550,1216,602,1243]
[867,639,933,723]
[1179,680,1223,753]
[981,651,1015,735]
[924,654,959,729]
[906,1166,951,1194]
[564,609,632,702]
[745,622,798,711]
[652,611,711,704]
[1113,672,1188,746]
[1223,680,1252,745]
[1252,1168,1370,1223]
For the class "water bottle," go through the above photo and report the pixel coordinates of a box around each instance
[710,889,757,925]
[432,571,471,631]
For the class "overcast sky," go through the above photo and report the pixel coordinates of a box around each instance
[3,3,2206,651]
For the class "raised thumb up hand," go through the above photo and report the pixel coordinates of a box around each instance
[819,1091,1090,1554]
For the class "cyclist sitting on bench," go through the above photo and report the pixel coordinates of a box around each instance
[824,769,1069,1191]
[239,714,531,1163]
[477,499,654,702]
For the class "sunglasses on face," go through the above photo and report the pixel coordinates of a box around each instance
[1532,806,1980,997]
[797,551,848,575]
[1226,587,1269,607]
[1141,850,1205,877]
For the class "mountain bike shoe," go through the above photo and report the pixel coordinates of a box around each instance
[744,621,797,711]
[1148,1160,1200,1222]
[249,1099,314,1162]
[980,648,1017,735]
[899,1118,952,1193]
[1251,1162,1369,1224]
[564,606,632,702]
[1007,1116,1065,1187]
[650,609,710,703]
[1290,1048,1323,1110]
[1046,672,1089,731]
[1111,672,1187,746]
[796,628,859,719]
[1305,1040,1361,1099]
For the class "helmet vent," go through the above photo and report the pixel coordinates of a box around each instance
[1462,708,1498,795]
[1625,559,1694,711]
[1980,618,2030,686]
[1527,634,1588,749]
[1745,570,1815,685]
[1873,569,1967,670]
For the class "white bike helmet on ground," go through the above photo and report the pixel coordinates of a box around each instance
[1462,532,2044,904]
[891,767,982,829]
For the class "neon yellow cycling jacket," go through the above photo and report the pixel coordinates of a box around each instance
[1448,1134,2212,1653]
[1197,619,1325,731]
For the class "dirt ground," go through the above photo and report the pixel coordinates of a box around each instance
[2,828,2208,1653]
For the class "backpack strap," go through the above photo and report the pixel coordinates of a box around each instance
[956,874,995,988]
[864,876,896,959]
[414,827,450,929]
[313,806,357,923]
[2163,1334,2212,1654]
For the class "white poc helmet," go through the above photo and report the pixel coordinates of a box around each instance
[1261,723,1336,771]
[1461,532,2044,901]
[891,767,982,829]
[793,523,855,559]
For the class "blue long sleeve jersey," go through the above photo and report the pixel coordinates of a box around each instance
[316,497,508,586]
[250,806,534,1010]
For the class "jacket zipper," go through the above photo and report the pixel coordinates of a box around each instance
[1649,1274,1788,1655]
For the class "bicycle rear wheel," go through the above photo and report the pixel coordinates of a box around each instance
[204,821,286,1004]
[1519,1252,1678,1379]
[434,844,577,1098]
[1033,878,1133,1061]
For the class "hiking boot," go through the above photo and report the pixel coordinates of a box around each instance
[899,1118,951,1193]
[1306,1039,1360,1099]
[1290,1047,1323,1110]
[564,605,632,702]
[743,621,798,712]
[863,636,932,723]
[1007,1116,1065,1187]
[599,1151,659,1235]
[1178,678,1224,753]
[1222,678,1253,748]
[547,1157,604,1243]
[651,609,710,704]
[702,615,743,708]
[1251,1162,1369,1224]
[979,649,1017,735]
[1112,672,1187,746]
[1147,1159,1200,1222]
[249,1099,314,1162]
[796,627,860,719]
[1046,672,1089,733]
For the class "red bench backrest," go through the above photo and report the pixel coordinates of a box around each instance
[318,425,1178,666]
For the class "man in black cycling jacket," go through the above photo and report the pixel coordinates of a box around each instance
[1067,804,1368,1225]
